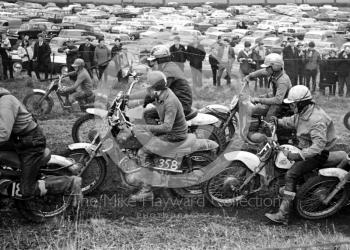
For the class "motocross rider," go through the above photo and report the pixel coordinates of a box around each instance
[265,85,337,225]
[130,45,192,122]
[58,58,94,108]
[245,53,292,120]
[128,71,188,201]
[0,87,47,198]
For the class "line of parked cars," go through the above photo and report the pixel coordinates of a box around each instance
[1,1,350,76]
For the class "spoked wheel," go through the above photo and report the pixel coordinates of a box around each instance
[204,161,258,207]
[72,114,109,143]
[343,112,350,131]
[172,152,215,199]
[15,194,70,223]
[23,93,53,118]
[296,176,349,220]
[190,125,226,153]
[65,149,107,195]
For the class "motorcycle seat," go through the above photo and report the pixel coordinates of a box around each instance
[185,108,198,121]
[158,134,197,158]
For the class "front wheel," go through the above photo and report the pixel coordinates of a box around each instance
[171,152,215,199]
[190,125,227,153]
[343,112,350,130]
[15,194,70,223]
[65,149,107,194]
[23,92,53,118]
[295,176,349,220]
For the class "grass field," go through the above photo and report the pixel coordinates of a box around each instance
[1,66,350,249]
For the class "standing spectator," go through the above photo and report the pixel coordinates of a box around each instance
[216,38,235,86]
[282,37,299,86]
[64,40,79,75]
[208,36,222,86]
[33,33,51,81]
[94,38,111,83]
[169,36,186,72]
[252,41,268,88]
[0,33,13,80]
[319,50,338,96]
[78,37,95,77]
[297,42,306,85]
[237,41,253,81]
[17,39,33,77]
[337,46,350,97]
[304,41,321,93]
[111,38,128,84]
[186,36,206,89]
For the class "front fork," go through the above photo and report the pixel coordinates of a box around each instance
[323,171,350,205]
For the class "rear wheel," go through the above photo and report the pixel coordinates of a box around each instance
[343,112,350,130]
[172,152,214,199]
[296,176,349,220]
[23,92,53,118]
[15,194,70,223]
[72,114,109,143]
[65,149,107,195]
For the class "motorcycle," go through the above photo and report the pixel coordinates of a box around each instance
[23,74,108,118]
[71,75,226,153]
[200,81,295,148]
[0,146,82,222]
[295,153,350,220]
[66,79,239,199]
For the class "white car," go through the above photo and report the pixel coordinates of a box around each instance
[140,26,166,39]
[257,20,276,31]
[303,30,335,45]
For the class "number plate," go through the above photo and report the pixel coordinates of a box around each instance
[153,158,182,173]
[11,182,22,198]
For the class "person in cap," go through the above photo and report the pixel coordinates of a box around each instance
[304,41,321,93]
[33,33,51,81]
[58,58,93,107]
[78,37,95,78]
[244,53,292,120]
[128,71,188,201]
[237,41,254,80]
[169,36,186,72]
[319,49,338,96]
[282,37,299,86]
[265,85,336,225]
[251,41,269,88]
[64,39,79,79]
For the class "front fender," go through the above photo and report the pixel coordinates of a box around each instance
[33,89,46,95]
[224,151,265,176]
[187,113,219,126]
[68,143,102,157]
[48,155,74,167]
[319,168,348,180]
[85,108,108,118]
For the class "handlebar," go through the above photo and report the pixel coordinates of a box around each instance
[261,120,277,138]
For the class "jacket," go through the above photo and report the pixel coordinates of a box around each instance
[64,45,79,67]
[142,88,188,141]
[248,69,292,105]
[337,51,350,77]
[0,88,36,142]
[169,44,186,63]
[304,48,321,71]
[186,43,206,70]
[78,43,95,64]
[278,104,336,159]
[94,45,110,66]
[282,45,299,74]
[65,68,93,93]
[17,45,33,62]
[237,49,253,75]
[159,61,193,115]
[33,41,51,63]
[251,46,268,69]
[0,37,11,60]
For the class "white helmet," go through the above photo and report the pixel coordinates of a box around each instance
[284,85,312,104]
[147,45,170,61]
[261,53,284,71]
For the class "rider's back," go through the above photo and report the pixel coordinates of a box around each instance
[76,68,93,93]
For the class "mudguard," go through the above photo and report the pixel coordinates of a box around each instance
[192,139,219,152]
[86,108,108,118]
[33,89,46,95]
[202,104,230,114]
[224,151,265,176]
[319,168,348,180]
[187,113,219,126]
[68,143,102,157]
[48,155,75,167]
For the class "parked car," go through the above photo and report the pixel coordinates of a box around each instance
[110,25,141,41]
[173,29,203,45]
[74,22,104,40]
[58,29,95,40]
[303,30,335,45]
[262,36,283,54]
[0,18,22,34]
[337,22,350,34]
[16,22,59,40]
[281,27,306,40]
[344,32,350,41]
[140,25,166,39]
[194,22,213,34]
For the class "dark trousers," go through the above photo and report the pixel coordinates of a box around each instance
[338,75,350,97]
[305,69,318,91]
[286,71,298,86]
[211,65,218,86]
[2,58,13,79]
[98,65,108,82]
[35,61,50,80]
[285,150,329,192]
[297,70,304,85]
[11,126,46,197]
[190,66,202,88]
[22,61,33,77]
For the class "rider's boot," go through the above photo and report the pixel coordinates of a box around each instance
[265,191,295,225]
[129,185,154,202]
